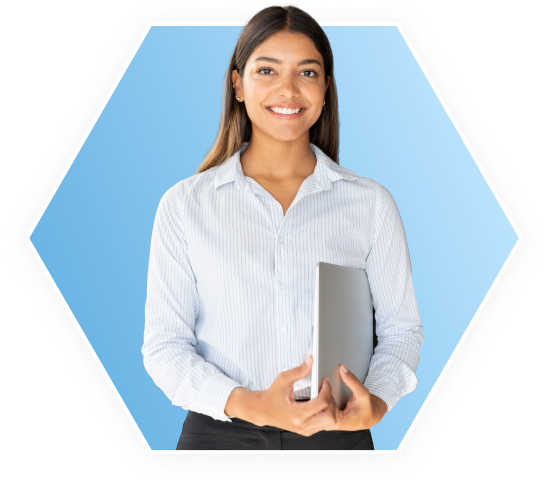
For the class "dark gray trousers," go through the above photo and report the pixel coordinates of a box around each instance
[176,407,374,450]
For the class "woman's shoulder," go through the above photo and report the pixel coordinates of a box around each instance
[159,165,221,205]
[340,170,402,218]
[317,144,383,195]
[358,176,394,200]
[338,167,392,199]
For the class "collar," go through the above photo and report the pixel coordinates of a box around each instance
[213,141,358,191]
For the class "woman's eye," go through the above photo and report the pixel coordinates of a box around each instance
[301,69,319,77]
[258,68,275,75]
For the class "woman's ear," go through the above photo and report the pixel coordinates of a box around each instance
[232,69,242,96]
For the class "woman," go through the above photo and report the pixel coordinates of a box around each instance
[142,5,424,450]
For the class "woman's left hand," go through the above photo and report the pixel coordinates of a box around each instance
[327,364,389,431]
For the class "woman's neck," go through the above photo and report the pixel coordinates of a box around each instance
[239,136,317,185]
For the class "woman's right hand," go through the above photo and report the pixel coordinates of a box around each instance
[225,355,339,437]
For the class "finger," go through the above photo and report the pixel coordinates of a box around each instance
[295,378,334,419]
[335,407,350,431]
[316,377,331,400]
[301,391,341,435]
[319,386,340,431]
[318,376,330,394]
[299,410,337,436]
[296,400,337,436]
[281,355,313,385]
[319,377,333,401]
[339,364,368,396]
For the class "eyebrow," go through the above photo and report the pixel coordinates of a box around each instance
[252,56,322,67]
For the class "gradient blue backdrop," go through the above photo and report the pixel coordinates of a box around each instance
[30,26,518,450]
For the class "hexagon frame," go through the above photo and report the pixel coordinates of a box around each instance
[7,3,541,475]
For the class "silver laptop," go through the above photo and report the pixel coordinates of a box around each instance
[310,262,375,410]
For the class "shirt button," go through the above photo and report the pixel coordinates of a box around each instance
[278,237,285,244]
[281,325,288,332]
[279,282,286,290]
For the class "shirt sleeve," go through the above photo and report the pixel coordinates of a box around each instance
[142,186,243,422]
[363,181,424,411]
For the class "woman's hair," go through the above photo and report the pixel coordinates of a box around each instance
[195,5,340,173]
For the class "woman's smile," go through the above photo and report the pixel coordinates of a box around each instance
[266,105,307,119]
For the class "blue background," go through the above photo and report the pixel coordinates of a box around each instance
[30,26,518,450]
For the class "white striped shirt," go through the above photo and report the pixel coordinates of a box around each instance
[142,141,424,422]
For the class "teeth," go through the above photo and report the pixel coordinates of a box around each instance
[269,107,302,114]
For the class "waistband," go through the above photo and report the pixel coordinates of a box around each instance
[189,398,311,433]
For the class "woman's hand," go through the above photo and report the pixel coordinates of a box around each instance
[257,357,339,436]
[224,355,339,437]
[329,364,388,431]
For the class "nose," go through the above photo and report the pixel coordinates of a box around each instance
[274,74,300,99]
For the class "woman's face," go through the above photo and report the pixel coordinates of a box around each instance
[232,31,330,143]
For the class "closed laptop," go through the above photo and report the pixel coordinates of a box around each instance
[310,262,375,409]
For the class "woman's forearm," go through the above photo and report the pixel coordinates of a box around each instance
[224,387,265,425]
[370,394,388,422]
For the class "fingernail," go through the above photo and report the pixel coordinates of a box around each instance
[305,355,312,366]
[341,364,348,373]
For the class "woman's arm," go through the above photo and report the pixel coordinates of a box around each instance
[363,181,424,412]
[142,186,242,422]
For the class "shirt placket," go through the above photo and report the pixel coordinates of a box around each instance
[272,183,328,377]
[269,199,292,373]
[245,175,325,375]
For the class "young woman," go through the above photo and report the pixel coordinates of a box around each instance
[142,5,424,450]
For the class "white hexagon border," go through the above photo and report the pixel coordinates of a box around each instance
[6,3,542,476]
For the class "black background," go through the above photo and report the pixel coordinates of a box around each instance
[6,2,546,477]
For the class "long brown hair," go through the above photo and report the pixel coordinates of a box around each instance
[195,5,340,174]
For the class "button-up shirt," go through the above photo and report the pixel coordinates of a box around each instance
[142,141,424,422]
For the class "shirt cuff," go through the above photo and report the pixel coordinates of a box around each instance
[364,372,417,412]
[189,373,243,422]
